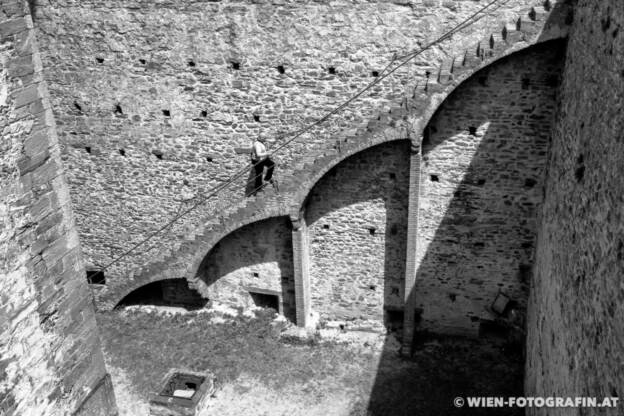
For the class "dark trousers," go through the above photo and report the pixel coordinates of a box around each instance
[252,157,275,191]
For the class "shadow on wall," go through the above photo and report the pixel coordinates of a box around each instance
[196,216,296,321]
[304,140,410,328]
[366,39,566,415]
[116,278,208,310]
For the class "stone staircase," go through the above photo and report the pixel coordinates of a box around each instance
[97,0,571,309]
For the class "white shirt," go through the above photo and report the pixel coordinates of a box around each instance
[252,140,268,160]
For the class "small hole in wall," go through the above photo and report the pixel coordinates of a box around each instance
[252,272,259,278]
[152,150,163,159]
[139,58,146,65]
[206,156,214,162]
[277,65,285,74]
[188,60,196,67]
[521,241,533,249]
[474,242,485,248]
[369,285,376,291]
[468,126,477,135]
[231,62,240,70]
[96,57,104,64]
[253,114,261,122]
[371,70,379,77]
[521,77,531,90]
[575,165,585,182]
[85,146,91,154]
[328,67,336,74]
[524,178,537,188]
[390,224,398,236]
[389,173,396,180]
[323,224,330,230]
[74,102,83,113]
[477,179,486,186]
[119,149,126,156]
[430,174,439,182]
[449,293,456,302]
[201,110,208,117]
[369,228,376,236]
[114,104,123,115]
[162,110,171,117]
[86,269,105,284]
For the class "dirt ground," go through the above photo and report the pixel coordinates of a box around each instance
[98,306,524,416]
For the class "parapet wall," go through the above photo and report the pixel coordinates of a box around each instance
[525,0,624,413]
[0,1,116,415]
[31,0,541,285]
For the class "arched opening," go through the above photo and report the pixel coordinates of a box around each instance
[115,278,208,310]
[195,216,296,321]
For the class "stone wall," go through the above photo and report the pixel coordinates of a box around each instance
[30,0,538,288]
[0,1,116,414]
[305,141,409,323]
[195,216,295,319]
[525,1,624,413]
[414,42,564,336]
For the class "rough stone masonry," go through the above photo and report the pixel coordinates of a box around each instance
[0,1,116,414]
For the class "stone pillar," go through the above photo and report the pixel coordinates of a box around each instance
[291,214,313,328]
[402,140,422,352]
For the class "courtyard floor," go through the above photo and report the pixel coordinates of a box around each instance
[97,306,524,416]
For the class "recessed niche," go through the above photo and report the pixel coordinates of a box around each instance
[368,228,376,236]
[389,172,396,180]
[249,292,279,311]
[477,179,486,186]
[119,149,126,156]
[139,58,146,65]
[85,146,92,154]
[430,174,439,182]
[188,60,196,67]
[369,285,376,291]
[231,62,240,70]
[114,104,123,115]
[468,126,477,135]
[206,155,214,162]
[323,224,330,230]
[276,65,285,74]
[95,57,104,64]
[371,70,379,77]
[252,272,260,278]
[253,114,260,122]
[524,178,537,188]
[162,110,171,117]
[328,67,336,74]
[86,269,105,284]
[201,110,208,117]
[152,150,164,159]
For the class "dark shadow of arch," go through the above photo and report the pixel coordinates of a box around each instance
[365,38,566,415]
[115,278,208,310]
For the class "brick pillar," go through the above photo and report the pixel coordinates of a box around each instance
[291,214,312,328]
[403,140,422,352]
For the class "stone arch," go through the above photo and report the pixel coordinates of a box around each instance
[289,36,569,221]
[100,209,287,310]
